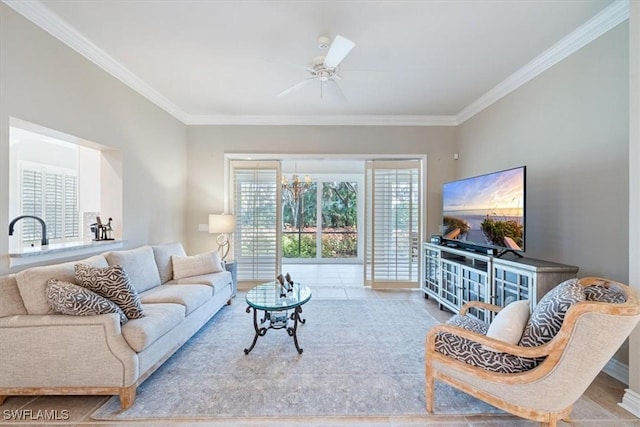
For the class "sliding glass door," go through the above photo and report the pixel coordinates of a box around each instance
[365,160,421,288]
[321,181,357,259]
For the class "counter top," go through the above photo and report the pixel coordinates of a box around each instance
[9,240,122,258]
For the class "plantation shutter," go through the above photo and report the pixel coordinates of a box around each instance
[64,175,79,238]
[365,160,421,288]
[231,161,281,284]
[20,164,79,244]
[21,169,43,242]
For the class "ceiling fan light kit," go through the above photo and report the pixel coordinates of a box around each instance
[277,34,355,100]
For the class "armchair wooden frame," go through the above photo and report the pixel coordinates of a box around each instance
[425,277,640,427]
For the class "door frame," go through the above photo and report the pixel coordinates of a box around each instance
[224,153,427,288]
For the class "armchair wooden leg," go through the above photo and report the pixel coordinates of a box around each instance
[119,385,136,409]
[425,365,434,413]
[0,395,7,405]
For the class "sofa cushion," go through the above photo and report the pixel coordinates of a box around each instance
[486,300,530,345]
[121,303,185,352]
[46,279,128,325]
[74,264,145,319]
[152,242,187,284]
[15,255,107,315]
[105,246,161,293]
[519,278,584,347]
[0,274,27,317]
[139,284,212,315]
[165,271,232,296]
[171,252,224,280]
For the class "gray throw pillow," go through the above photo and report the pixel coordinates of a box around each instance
[519,278,584,347]
[74,264,144,319]
[46,279,128,325]
[583,284,626,304]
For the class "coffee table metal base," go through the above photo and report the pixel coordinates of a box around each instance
[244,305,306,354]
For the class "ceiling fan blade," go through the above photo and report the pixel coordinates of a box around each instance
[323,35,355,69]
[261,57,314,73]
[277,77,316,97]
[327,79,346,101]
[319,79,346,101]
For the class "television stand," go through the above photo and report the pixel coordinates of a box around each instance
[421,243,578,322]
[496,249,523,258]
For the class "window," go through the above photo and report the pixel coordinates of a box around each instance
[20,163,79,243]
[9,118,123,259]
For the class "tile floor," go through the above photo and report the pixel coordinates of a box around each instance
[1,264,638,426]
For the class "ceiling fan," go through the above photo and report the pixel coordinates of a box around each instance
[277,35,356,100]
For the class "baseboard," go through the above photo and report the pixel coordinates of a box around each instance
[603,357,629,385]
[619,389,640,418]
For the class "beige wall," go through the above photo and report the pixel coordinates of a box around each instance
[456,24,630,362]
[0,4,189,275]
[627,0,639,407]
[185,125,457,255]
[456,23,629,279]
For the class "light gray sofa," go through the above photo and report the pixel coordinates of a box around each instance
[0,242,233,408]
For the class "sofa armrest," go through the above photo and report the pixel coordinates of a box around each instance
[0,314,139,388]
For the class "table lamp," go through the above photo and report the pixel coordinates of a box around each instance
[208,213,236,261]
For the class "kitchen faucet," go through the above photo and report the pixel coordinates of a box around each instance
[8,215,49,246]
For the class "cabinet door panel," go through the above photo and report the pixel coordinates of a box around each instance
[422,245,440,297]
[460,267,489,321]
[440,260,460,310]
[492,266,531,308]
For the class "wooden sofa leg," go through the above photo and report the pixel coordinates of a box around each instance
[119,385,136,409]
[0,395,7,405]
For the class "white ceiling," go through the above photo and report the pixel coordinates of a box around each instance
[4,0,627,125]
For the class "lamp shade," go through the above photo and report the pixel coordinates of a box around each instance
[208,214,235,234]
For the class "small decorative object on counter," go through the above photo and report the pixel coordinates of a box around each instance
[285,273,294,292]
[276,274,287,297]
[90,216,115,241]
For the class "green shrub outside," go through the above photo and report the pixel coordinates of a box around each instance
[481,218,524,248]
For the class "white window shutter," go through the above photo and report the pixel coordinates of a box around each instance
[231,161,281,284]
[365,160,420,288]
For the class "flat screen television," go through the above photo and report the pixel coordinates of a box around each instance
[442,166,526,256]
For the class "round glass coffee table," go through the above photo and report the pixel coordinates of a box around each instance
[244,282,312,354]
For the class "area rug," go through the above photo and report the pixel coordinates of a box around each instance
[92,298,504,420]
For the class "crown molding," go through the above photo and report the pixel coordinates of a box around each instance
[185,114,458,126]
[456,0,630,124]
[2,0,190,123]
[3,0,629,127]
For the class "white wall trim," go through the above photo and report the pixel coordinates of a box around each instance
[186,114,458,126]
[604,357,630,385]
[620,389,640,418]
[456,0,630,124]
[2,0,629,127]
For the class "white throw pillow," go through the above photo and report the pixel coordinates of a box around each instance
[485,300,530,345]
[172,252,224,280]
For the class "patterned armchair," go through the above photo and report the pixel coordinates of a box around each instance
[425,277,640,427]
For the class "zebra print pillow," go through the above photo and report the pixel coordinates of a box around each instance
[46,279,128,325]
[584,285,626,304]
[435,314,538,373]
[74,264,144,319]
[446,314,489,334]
[519,278,584,348]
